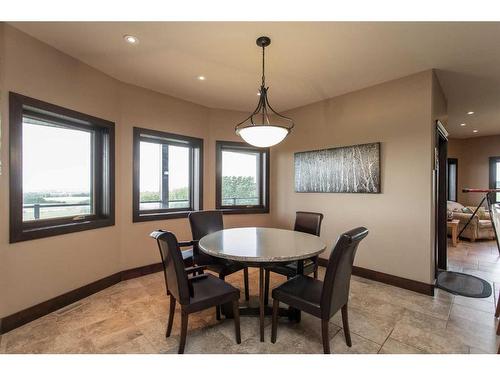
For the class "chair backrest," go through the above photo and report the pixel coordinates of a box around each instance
[294,211,324,236]
[150,230,191,305]
[320,227,368,318]
[188,210,224,264]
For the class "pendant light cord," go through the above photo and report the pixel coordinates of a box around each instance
[261,45,266,87]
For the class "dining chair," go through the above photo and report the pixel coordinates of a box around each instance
[270,227,368,354]
[189,210,250,320]
[150,230,241,354]
[151,229,195,296]
[264,211,324,305]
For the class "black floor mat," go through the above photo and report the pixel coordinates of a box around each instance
[436,271,492,298]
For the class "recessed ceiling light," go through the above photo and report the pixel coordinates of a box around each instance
[123,35,139,45]
[460,123,466,127]
[467,111,474,115]
[197,75,206,81]
[473,129,478,133]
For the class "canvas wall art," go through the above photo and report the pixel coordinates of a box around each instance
[294,142,380,193]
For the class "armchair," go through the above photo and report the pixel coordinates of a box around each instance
[447,201,495,241]
[150,230,241,354]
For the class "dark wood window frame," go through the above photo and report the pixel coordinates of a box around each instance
[489,156,500,204]
[133,127,203,222]
[447,158,458,202]
[9,92,115,243]
[215,140,270,215]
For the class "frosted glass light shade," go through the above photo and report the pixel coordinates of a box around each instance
[236,125,289,147]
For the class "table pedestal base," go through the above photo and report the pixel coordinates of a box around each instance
[220,265,302,342]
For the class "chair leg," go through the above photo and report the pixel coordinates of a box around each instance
[216,305,221,321]
[244,268,250,301]
[271,299,279,343]
[259,266,265,342]
[178,310,189,354]
[264,269,270,305]
[321,319,330,354]
[232,300,241,344]
[216,274,225,320]
[166,296,176,338]
[312,255,319,279]
[341,304,352,347]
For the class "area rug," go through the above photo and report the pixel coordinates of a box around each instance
[436,271,492,298]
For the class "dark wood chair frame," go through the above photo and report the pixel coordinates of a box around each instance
[188,210,250,320]
[271,227,368,354]
[264,211,324,305]
[151,230,195,296]
[151,230,241,354]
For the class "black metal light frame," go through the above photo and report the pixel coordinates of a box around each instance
[235,36,294,136]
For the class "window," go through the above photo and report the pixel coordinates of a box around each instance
[447,158,458,202]
[490,156,500,203]
[133,127,203,222]
[215,140,269,214]
[9,92,115,243]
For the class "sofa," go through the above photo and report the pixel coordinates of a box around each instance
[447,201,495,241]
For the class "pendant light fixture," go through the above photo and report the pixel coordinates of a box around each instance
[235,36,294,148]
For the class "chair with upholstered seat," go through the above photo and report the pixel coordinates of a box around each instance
[263,211,324,305]
[150,230,241,354]
[271,227,368,354]
[189,211,249,319]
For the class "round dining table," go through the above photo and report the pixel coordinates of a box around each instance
[198,227,327,342]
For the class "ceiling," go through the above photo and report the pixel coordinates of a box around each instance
[9,22,500,138]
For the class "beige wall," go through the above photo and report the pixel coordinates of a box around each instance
[0,24,440,318]
[271,71,437,284]
[0,25,272,317]
[448,135,500,206]
[0,25,122,318]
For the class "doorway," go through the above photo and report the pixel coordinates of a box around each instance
[434,122,493,297]
[435,120,448,274]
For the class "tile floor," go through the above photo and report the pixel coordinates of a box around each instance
[1,239,499,354]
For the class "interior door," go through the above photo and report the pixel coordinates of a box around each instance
[435,121,449,274]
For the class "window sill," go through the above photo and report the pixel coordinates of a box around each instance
[133,210,192,223]
[217,207,270,215]
[10,218,115,243]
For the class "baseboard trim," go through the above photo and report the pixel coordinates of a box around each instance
[0,262,163,334]
[121,262,163,281]
[1,259,435,334]
[317,258,434,296]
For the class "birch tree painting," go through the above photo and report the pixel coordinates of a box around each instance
[294,142,380,193]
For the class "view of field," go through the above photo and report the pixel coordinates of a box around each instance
[139,187,190,210]
[23,191,92,221]
[220,150,260,206]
